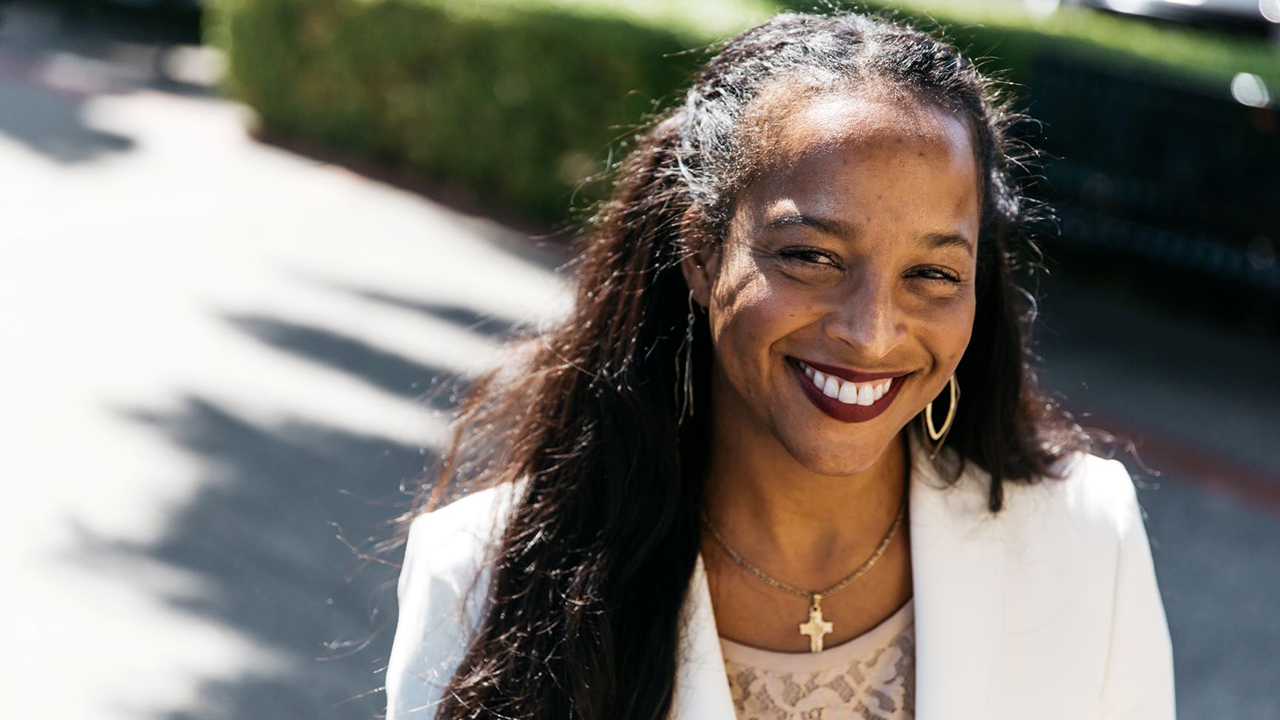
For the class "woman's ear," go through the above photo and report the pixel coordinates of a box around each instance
[678,205,719,310]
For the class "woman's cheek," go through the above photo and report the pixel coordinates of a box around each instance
[932,314,975,371]
[913,285,975,328]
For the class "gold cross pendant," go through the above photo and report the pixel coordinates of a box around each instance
[798,593,834,652]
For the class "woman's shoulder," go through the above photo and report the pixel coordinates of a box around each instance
[405,480,520,544]
[400,479,524,589]
[1002,450,1147,542]
[991,449,1159,610]
[387,479,524,719]
[920,432,1145,546]
[996,451,1174,714]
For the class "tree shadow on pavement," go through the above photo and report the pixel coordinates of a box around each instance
[68,395,429,719]
[0,1,212,164]
[60,302,497,719]
[339,289,530,340]
[225,313,474,406]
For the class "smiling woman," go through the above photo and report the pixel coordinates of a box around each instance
[385,9,1175,720]
[684,93,980,482]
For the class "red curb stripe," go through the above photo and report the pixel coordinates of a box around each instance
[1077,410,1280,517]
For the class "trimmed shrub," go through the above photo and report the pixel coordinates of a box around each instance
[204,0,1274,270]
[206,0,781,223]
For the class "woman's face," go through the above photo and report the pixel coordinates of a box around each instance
[682,91,980,475]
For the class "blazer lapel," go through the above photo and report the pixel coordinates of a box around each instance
[907,430,1006,720]
[670,551,738,720]
[671,431,1006,720]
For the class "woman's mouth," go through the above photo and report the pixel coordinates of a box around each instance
[786,357,910,423]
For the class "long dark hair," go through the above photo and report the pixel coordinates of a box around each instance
[409,10,1098,719]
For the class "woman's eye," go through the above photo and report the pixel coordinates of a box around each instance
[778,248,839,267]
[912,267,962,283]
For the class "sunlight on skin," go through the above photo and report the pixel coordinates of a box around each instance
[682,89,980,585]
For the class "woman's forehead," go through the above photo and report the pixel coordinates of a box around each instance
[747,90,976,175]
[729,91,983,247]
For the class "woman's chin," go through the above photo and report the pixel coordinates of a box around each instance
[781,434,894,477]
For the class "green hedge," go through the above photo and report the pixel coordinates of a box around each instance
[206,0,774,222]
[205,0,1279,225]
[784,1,1280,90]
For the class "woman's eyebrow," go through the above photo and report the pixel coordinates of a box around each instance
[764,212,856,239]
[765,213,975,258]
[921,231,975,258]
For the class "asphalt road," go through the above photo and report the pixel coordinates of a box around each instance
[1,4,1276,718]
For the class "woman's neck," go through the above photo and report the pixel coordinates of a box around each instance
[700,416,910,587]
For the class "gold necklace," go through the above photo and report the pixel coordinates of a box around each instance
[698,482,908,653]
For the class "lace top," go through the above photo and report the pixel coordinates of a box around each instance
[719,597,915,720]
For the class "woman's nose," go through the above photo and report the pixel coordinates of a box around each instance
[821,274,904,359]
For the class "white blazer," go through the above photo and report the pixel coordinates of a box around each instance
[386,430,1176,720]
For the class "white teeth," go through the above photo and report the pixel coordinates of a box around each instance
[822,375,840,398]
[799,361,900,407]
[838,381,859,403]
[855,383,874,406]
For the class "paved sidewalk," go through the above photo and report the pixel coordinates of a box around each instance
[0,5,569,718]
[1,4,1275,718]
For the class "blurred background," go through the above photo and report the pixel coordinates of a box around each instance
[1,0,1276,717]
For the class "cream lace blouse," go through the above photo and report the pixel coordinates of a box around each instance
[719,597,915,720]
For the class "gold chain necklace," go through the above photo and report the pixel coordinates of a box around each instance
[698,482,908,653]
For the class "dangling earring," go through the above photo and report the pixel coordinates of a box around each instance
[675,289,698,425]
[921,374,959,460]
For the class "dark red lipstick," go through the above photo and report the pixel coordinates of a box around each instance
[797,359,911,384]
[786,357,910,423]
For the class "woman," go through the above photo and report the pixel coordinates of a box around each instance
[386,10,1175,720]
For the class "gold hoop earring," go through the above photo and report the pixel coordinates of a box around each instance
[921,374,959,460]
